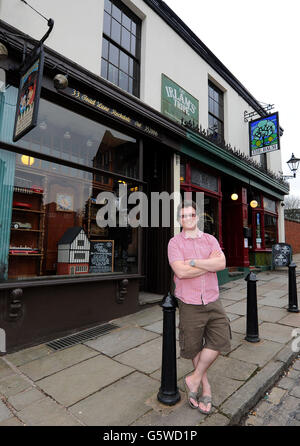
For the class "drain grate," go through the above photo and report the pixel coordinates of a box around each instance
[46,323,119,351]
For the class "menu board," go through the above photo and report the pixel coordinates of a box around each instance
[272,243,292,268]
[89,240,114,273]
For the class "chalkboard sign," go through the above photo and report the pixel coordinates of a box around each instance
[89,240,114,273]
[272,243,292,268]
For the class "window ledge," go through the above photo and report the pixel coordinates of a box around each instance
[0,273,144,290]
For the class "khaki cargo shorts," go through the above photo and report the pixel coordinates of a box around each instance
[177,298,231,359]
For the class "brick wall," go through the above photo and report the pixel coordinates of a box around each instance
[285,219,300,254]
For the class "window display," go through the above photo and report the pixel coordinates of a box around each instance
[0,151,139,282]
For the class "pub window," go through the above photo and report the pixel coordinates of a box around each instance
[0,86,140,282]
[208,81,224,140]
[101,0,141,97]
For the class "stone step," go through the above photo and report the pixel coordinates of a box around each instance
[138,292,164,305]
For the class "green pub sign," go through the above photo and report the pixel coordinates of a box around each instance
[161,74,199,125]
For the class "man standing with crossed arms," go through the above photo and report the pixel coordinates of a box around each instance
[168,200,231,414]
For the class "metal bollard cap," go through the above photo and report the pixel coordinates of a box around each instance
[160,292,178,309]
[245,271,258,282]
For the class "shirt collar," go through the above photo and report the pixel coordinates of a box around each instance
[181,229,203,239]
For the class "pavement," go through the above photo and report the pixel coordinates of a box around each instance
[0,254,300,427]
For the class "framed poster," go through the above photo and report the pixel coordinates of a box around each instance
[249,112,280,157]
[13,46,44,142]
[56,193,74,212]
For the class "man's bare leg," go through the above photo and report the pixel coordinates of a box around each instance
[187,348,219,412]
[192,352,210,403]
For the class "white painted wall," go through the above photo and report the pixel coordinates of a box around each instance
[0,0,283,173]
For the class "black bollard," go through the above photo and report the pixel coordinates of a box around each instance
[288,262,299,313]
[157,292,181,406]
[245,272,260,342]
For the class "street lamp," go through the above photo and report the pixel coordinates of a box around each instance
[283,153,300,179]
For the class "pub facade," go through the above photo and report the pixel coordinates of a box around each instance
[0,0,289,352]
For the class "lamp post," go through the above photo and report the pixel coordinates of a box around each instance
[282,153,300,179]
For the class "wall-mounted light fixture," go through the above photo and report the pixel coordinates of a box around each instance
[53,73,68,90]
[250,200,258,208]
[283,153,300,179]
[231,193,238,201]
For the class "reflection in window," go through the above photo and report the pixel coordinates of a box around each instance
[5,152,139,281]
[10,96,140,179]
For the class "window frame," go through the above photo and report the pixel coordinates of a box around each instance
[208,80,224,141]
[101,0,141,97]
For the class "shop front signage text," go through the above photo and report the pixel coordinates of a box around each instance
[69,89,159,138]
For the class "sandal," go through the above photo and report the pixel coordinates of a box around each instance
[198,395,212,415]
[184,376,199,409]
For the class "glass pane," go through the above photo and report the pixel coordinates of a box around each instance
[108,63,119,85]
[112,4,121,22]
[111,18,121,44]
[119,71,129,92]
[119,51,129,73]
[128,77,133,94]
[101,59,108,78]
[108,42,119,66]
[264,214,277,248]
[131,21,136,35]
[104,0,111,13]
[121,27,131,52]
[102,38,109,60]
[103,11,111,36]
[2,151,140,281]
[122,13,131,30]
[130,35,136,56]
[129,58,133,76]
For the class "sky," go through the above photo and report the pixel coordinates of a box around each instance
[164,0,300,199]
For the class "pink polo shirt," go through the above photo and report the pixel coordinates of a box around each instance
[168,230,222,305]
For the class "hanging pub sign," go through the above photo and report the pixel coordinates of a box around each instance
[249,112,280,157]
[161,74,199,126]
[13,46,44,142]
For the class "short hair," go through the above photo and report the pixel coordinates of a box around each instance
[177,200,198,220]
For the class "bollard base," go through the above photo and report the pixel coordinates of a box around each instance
[288,307,299,313]
[157,389,181,406]
[245,335,260,343]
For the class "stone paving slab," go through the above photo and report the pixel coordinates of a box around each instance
[229,339,284,367]
[132,391,208,426]
[111,305,163,327]
[278,312,300,327]
[0,359,15,380]
[36,355,134,407]
[17,397,82,426]
[259,289,288,299]
[6,345,53,367]
[85,327,159,357]
[114,337,178,374]
[258,296,288,308]
[8,388,46,411]
[209,355,257,382]
[259,322,294,344]
[258,306,288,323]
[69,372,159,426]
[0,399,11,422]
[0,416,23,426]
[0,374,31,398]
[19,344,99,381]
